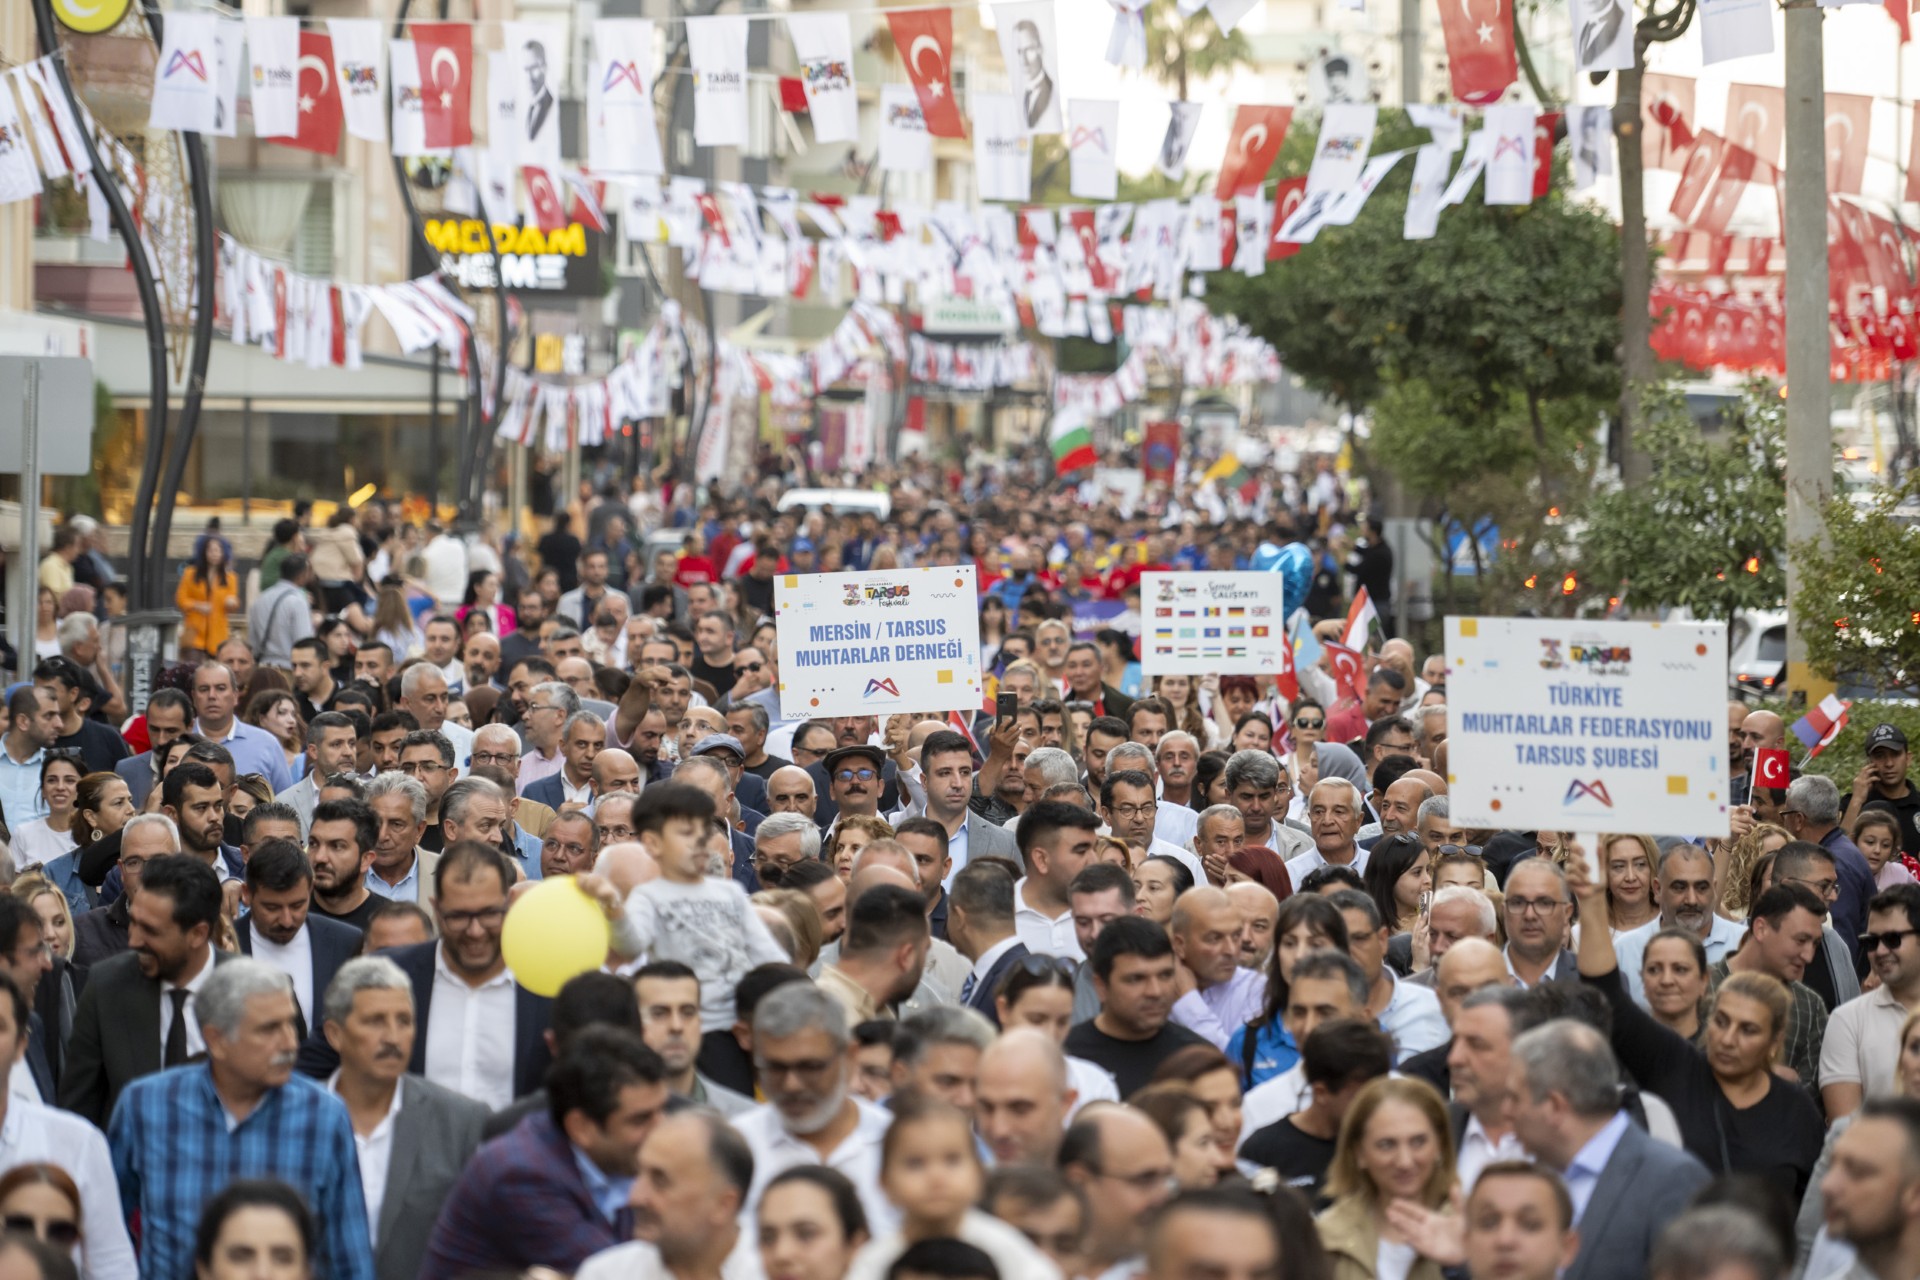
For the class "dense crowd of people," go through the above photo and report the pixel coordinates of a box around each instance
[1,459,1918,1280]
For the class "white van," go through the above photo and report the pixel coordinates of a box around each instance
[775,489,892,520]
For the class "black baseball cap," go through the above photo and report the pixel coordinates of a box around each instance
[1865,723,1909,755]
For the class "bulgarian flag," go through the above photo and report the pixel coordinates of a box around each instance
[1343,586,1381,653]
[1049,407,1097,477]
[1790,694,1851,760]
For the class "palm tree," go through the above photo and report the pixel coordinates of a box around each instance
[1141,0,1257,101]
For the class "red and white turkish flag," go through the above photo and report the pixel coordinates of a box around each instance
[1751,747,1790,793]
[522,166,568,232]
[1532,110,1560,199]
[1215,105,1292,199]
[1724,83,1783,168]
[411,23,472,148]
[1692,141,1756,237]
[1669,129,1725,224]
[1643,73,1695,173]
[1323,641,1367,703]
[1825,93,1872,196]
[1266,177,1308,261]
[1275,629,1300,703]
[1907,104,1920,204]
[886,10,966,139]
[286,31,342,156]
[1436,0,1516,106]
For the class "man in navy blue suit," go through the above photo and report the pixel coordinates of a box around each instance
[946,858,1029,1025]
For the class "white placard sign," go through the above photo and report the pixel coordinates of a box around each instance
[1139,572,1290,675]
[776,566,983,719]
[1446,617,1730,837]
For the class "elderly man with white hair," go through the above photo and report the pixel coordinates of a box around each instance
[1284,778,1370,885]
[58,610,126,722]
[398,662,474,768]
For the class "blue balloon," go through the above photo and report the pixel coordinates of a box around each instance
[1250,543,1285,573]
[1274,542,1313,615]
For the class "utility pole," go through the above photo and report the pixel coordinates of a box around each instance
[1781,0,1834,710]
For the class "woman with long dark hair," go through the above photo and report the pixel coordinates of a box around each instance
[175,537,237,662]
[1360,834,1431,937]
[1227,893,1352,1088]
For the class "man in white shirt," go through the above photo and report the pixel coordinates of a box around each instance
[420,528,470,609]
[578,1110,761,1280]
[0,970,138,1280]
[1013,802,1102,960]
[323,955,488,1280]
[1330,891,1447,1061]
[1101,769,1206,888]
[1447,986,1533,1192]
[419,843,521,1109]
[730,982,898,1236]
[239,839,367,1042]
[1285,779,1371,887]
[1168,886,1266,1049]
[1612,844,1748,1003]
[398,663,473,768]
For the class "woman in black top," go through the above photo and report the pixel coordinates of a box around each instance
[1566,849,1824,1206]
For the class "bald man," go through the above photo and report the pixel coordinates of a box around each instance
[1061,1108,1175,1278]
[1168,887,1268,1049]
[1227,881,1280,970]
[1735,709,1787,806]
[765,765,817,819]
[975,1029,1077,1165]
[1398,937,1511,1098]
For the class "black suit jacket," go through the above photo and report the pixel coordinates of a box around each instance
[1400,1039,1451,1098]
[236,914,365,1039]
[966,941,1030,1026]
[295,940,553,1097]
[58,948,238,1127]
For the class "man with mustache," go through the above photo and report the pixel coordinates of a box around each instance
[106,959,378,1280]
[576,1110,760,1279]
[324,956,490,1280]
[1613,843,1750,1005]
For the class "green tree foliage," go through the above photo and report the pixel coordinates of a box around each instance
[1793,475,1920,696]
[1141,0,1254,100]
[1579,385,1787,625]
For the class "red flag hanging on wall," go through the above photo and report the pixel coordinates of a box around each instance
[410,23,472,148]
[1693,142,1757,237]
[1669,129,1725,224]
[886,9,966,139]
[1642,73,1695,173]
[1435,0,1516,106]
[1215,106,1292,199]
[1825,93,1872,195]
[286,31,342,156]
[1723,83,1783,168]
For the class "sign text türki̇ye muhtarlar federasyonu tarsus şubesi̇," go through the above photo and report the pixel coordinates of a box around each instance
[1461,683,1716,770]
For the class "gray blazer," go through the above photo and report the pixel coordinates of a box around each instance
[375,1075,490,1280]
[965,816,1020,868]
[1564,1118,1712,1280]
[276,772,322,834]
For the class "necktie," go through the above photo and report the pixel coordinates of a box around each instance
[164,988,191,1067]
[959,973,977,1003]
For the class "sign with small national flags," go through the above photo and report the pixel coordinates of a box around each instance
[1141,572,1291,676]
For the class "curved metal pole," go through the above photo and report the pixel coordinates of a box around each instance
[145,129,217,597]
[33,0,173,611]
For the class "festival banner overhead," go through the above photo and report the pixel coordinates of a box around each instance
[774,566,984,719]
[1446,617,1731,837]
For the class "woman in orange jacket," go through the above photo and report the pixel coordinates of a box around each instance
[176,536,239,661]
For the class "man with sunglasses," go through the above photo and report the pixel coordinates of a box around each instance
[1823,883,1920,1119]
[823,744,886,831]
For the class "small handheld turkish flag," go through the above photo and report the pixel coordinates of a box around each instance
[1752,747,1791,794]
[1324,642,1367,704]
[411,23,472,149]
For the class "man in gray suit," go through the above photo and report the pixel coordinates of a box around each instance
[115,688,194,809]
[917,730,1018,883]
[324,955,489,1280]
[1507,1020,1709,1280]
[275,711,360,834]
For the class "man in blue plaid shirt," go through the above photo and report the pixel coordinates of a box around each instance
[109,959,375,1280]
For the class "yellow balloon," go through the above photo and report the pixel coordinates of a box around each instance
[52,0,131,34]
[500,877,611,997]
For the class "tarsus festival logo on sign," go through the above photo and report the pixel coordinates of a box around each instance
[1563,779,1613,807]
[864,678,901,699]
[165,49,208,80]
[602,61,644,93]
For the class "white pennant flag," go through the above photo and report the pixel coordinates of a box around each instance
[1483,103,1537,204]
[1440,129,1493,205]
[1403,143,1451,239]
[149,13,221,134]
[972,92,1032,202]
[1274,187,1342,245]
[1699,0,1773,62]
[1233,193,1270,274]
[484,49,520,173]
[0,85,44,203]
[1569,104,1614,189]
[1155,101,1204,180]
[328,19,387,142]
[11,68,68,179]
[1068,99,1119,201]
[210,18,242,137]
[246,17,301,139]
[590,20,665,175]
[389,40,435,157]
[785,14,858,143]
[1105,0,1149,67]
[1322,149,1406,226]
[687,16,750,148]
[880,84,932,173]
[501,23,563,170]
[1185,196,1224,271]
[1307,103,1377,191]
[623,176,668,244]
[995,1,1065,135]
[23,60,89,177]
[1208,0,1261,31]
[472,148,517,225]
[1407,102,1464,152]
